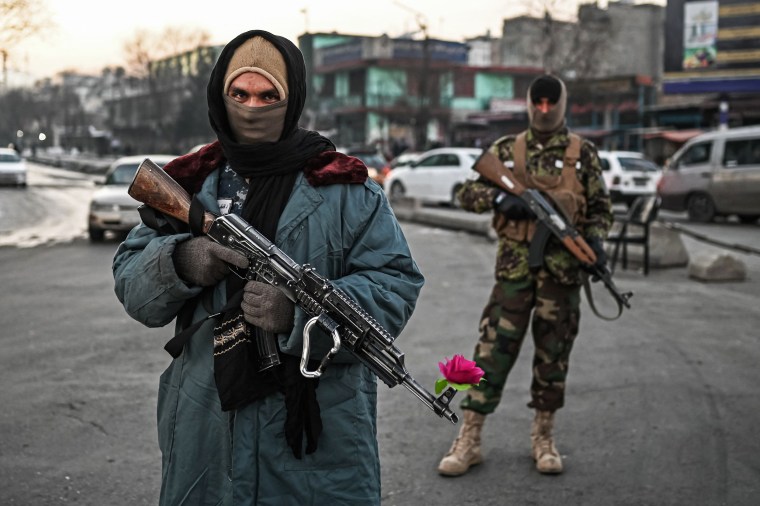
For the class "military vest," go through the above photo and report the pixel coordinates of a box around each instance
[494,131,587,242]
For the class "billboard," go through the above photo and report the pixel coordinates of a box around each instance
[683,1,718,68]
[663,0,760,94]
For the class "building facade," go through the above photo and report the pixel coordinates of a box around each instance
[299,32,543,154]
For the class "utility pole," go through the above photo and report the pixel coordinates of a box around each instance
[1,49,8,89]
[300,7,309,33]
[393,1,430,151]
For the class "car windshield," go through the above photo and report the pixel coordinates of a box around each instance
[0,152,21,163]
[619,157,659,172]
[353,153,386,169]
[106,164,140,184]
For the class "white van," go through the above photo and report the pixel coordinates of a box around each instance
[657,126,760,223]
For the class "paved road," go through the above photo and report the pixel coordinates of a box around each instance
[1,162,759,505]
[1,226,759,505]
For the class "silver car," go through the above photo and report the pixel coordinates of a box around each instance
[88,154,176,241]
[0,148,27,187]
[657,126,760,223]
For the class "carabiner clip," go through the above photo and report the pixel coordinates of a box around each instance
[300,314,342,378]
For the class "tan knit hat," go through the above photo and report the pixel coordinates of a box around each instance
[223,36,288,99]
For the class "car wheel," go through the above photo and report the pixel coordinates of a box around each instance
[389,181,406,202]
[89,227,105,242]
[451,184,463,208]
[738,214,759,224]
[686,193,716,222]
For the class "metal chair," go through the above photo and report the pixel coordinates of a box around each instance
[606,195,661,275]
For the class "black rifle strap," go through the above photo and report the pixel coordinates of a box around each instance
[189,194,208,237]
[582,274,624,321]
[138,205,190,235]
[164,290,244,358]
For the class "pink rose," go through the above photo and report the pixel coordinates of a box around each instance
[436,355,485,393]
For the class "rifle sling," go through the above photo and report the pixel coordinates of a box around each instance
[582,274,625,321]
[515,132,622,321]
[138,199,225,357]
[164,291,242,358]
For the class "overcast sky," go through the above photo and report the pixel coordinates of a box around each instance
[8,0,660,81]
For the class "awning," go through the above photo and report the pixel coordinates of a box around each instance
[642,129,704,143]
[571,128,613,138]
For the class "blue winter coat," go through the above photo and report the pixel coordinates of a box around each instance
[113,166,424,506]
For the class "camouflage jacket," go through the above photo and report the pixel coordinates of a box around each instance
[458,128,612,285]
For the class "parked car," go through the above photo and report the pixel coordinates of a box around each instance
[0,148,27,187]
[389,151,422,170]
[88,154,176,241]
[598,150,662,207]
[657,126,760,223]
[344,148,389,185]
[188,143,211,154]
[383,147,482,206]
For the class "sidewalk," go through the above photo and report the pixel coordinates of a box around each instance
[29,151,116,174]
[390,198,760,279]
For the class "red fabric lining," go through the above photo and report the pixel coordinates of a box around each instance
[162,141,367,194]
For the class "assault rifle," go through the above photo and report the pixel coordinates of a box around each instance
[128,158,459,424]
[473,150,632,320]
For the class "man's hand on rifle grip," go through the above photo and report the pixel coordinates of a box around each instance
[173,236,249,287]
[581,236,608,281]
[493,191,536,220]
[241,280,295,334]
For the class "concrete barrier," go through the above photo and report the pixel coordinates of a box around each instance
[688,252,747,282]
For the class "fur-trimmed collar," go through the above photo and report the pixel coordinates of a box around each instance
[163,140,368,194]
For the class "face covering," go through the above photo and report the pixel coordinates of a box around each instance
[527,76,567,134]
[223,96,289,143]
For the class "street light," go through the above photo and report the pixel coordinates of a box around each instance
[38,133,46,142]
[16,130,24,139]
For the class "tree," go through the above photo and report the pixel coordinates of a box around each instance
[122,26,211,77]
[509,0,612,79]
[0,0,51,88]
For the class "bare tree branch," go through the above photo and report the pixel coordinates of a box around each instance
[0,0,51,49]
[122,25,211,77]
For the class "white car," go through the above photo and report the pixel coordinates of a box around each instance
[0,148,27,187]
[88,154,176,241]
[384,147,483,206]
[598,150,662,207]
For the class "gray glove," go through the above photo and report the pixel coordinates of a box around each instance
[241,280,295,334]
[172,236,248,287]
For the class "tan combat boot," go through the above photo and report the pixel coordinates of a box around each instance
[437,410,486,476]
[531,410,563,474]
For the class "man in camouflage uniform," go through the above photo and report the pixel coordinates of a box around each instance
[437,74,612,476]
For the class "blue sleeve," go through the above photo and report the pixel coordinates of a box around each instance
[112,224,202,328]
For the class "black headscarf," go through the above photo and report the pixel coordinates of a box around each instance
[208,30,332,458]
[207,29,334,239]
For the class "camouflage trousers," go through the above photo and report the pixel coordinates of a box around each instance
[461,269,581,414]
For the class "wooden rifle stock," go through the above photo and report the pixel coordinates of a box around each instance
[473,150,528,195]
[128,158,216,233]
[473,150,632,316]
[473,150,597,264]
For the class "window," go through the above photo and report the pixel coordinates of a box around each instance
[600,158,610,172]
[619,157,660,172]
[418,154,456,167]
[0,152,21,163]
[723,138,760,167]
[107,164,139,185]
[454,72,475,97]
[349,70,365,95]
[678,142,712,166]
